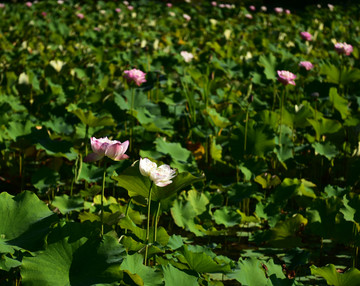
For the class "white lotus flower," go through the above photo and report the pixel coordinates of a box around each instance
[180,51,194,63]
[139,158,157,177]
[50,60,65,72]
[139,158,176,187]
[18,73,29,85]
[150,164,176,187]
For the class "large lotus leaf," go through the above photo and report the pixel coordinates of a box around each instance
[227,257,268,286]
[213,207,242,227]
[329,87,350,120]
[78,163,105,183]
[267,214,308,248]
[273,178,317,202]
[171,190,209,236]
[305,197,352,241]
[320,64,360,85]
[21,222,125,286]
[310,264,360,286]
[119,216,169,246]
[154,137,192,163]
[230,120,276,158]
[31,167,60,192]
[258,53,277,81]
[6,121,34,141]
[210,136,223,163]
[181,245,231,273]
[307,118,342,141]
[112,161,205,202]
[340,194,360,229]
[292,102,315,129]
[171,199,200,235]
[228,258,298,286]
[0,191,58,253]
[51,195,86,214]
[162,264,198,286]
[167,235,184,250]
[35,134,77,161]
[274,125,294,163]
[120,253,163,286]
[205,107,231,128]
[133,108,173,136]
[312,141,339,160]
[43,115,74,135]
[0,255,22,271]
[67,105,115,127]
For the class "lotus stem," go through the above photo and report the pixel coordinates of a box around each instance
[130,87,135,152]
[144,182,153,265]
[153,201,161,244]
[100,163,107,237]
[244,109,249,153]
[279,88,285,146]
[124,197,132,235]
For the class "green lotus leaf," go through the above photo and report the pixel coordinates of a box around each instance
[21,222,125,286]
[213,207,242,227]
[120,253,163,286]
[310,264,360,286]
[312,141,339,160]
[0,191,58,253]
[154,137,192,163]
[67,105,115,127]
[0,255,22,271]
[181,245,231,273]
[329,87,350,120]
[51,195,86,214]
[162,264,198,286]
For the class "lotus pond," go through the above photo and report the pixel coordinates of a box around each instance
[0,1,360,285]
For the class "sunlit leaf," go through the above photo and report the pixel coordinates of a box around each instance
[310,264,360,286]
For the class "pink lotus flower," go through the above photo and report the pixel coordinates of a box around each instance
[76,13,84,19]
[274,7,283,13]
[166,3,172,7]
[249,5,256,11]
[115,8,121,13]
[211,1,217,6]
[0,3,5,8]
[183,13,191,21]
[57,0,64,4]
[41,12,47,17]
[123,0,129,5]
[261,6,267,11]
[139,158,176,187]
[84,137,129,162]
[285,9,291,14]
[180,51,194,62]
[300,31,312,41]
[245,13,253,19]
[334,42,353,56]
[299,61,314,70]
[124,68,147,86]
[127,5,134,10]
[277,70,296,86]
[26,2,32,7]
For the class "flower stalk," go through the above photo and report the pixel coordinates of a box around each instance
[101,163,107,237]
[144,181,153,265]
